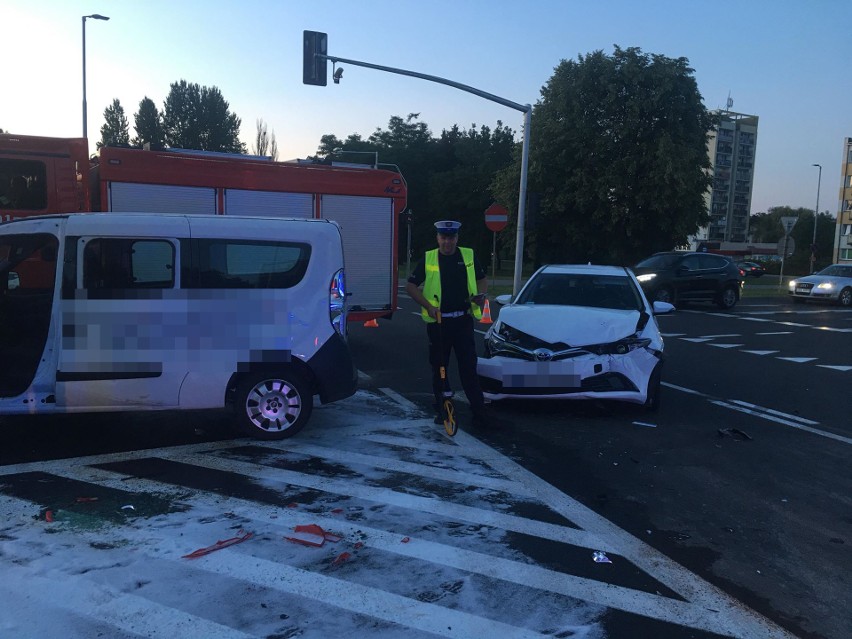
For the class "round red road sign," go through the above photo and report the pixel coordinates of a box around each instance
[485,203,508,232]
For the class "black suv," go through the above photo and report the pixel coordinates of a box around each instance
[633,252,743,309]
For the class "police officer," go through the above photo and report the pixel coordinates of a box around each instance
[405,220,491,428]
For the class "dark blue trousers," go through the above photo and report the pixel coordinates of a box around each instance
[426,314,485,414]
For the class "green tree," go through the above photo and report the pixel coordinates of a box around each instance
[750,206,836,273]
[132,97,165,149]
[315,114,517,265]
[494,46,713,267]
[428,122,516,264]
[162,80,245,153]
[97,98,130,149]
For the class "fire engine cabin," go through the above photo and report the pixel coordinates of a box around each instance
[0,135,90,220]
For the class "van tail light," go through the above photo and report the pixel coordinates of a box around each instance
[329,268,347,337]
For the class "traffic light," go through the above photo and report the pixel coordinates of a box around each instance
[303,31,328,86]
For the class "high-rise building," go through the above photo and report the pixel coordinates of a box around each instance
[703,110,759,244]
[835,137,852,264]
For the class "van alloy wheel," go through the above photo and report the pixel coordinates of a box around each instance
[236,371,313,440]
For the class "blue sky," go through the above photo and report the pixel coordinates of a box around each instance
[3,0,849,216]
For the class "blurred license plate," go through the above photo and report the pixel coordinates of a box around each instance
[501,361,579,388]
[795,287,809,293]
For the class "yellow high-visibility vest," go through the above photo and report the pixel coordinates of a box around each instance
[420,246,482,323]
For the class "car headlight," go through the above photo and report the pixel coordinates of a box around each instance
[591,337,652,355]
[636,273,656,283]
[495,321,521,343]
[816,282,834,290]
[788,280,797,289]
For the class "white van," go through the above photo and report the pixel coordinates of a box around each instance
[0,213,356,439]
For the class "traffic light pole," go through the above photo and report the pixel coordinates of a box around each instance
[312,47,532,297]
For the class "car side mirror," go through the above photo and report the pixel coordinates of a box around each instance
[495,294,512,306]
[652,301,675,315]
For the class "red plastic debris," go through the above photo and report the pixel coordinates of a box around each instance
[44,510,54,523]
[331,552,351,566]
[182,530,254,559]
[284,524,342,547]
[330,508,344,514]
[401,537,410,543]
[353,542,364,550]
[286,503,299,508]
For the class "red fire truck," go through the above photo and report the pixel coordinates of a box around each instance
[0,134,407,321]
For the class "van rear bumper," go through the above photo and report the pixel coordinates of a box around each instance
[309,333,358,404]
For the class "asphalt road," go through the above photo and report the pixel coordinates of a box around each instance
[348,289,851,639]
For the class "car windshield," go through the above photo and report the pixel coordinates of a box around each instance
[516,272,643,311]
[817,265,852,278]
[635,254,680,269]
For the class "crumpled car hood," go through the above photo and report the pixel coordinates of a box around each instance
[495,305,640,346]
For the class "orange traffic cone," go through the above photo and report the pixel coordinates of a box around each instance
[479,299,493,324]
[363,319,379,328]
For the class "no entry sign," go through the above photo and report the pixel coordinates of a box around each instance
[485,203,508,232]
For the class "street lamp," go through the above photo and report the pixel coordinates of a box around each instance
[82,13,110,139]
[811,163,822,273]
[332,147,378,168]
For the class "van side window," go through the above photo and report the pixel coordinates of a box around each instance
[190,239,311,289]
[83,238,175,290]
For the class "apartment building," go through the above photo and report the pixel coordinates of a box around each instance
[701,110,759,245]
[836,137,852,264]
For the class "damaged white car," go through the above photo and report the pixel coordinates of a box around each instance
[477,264,673,410]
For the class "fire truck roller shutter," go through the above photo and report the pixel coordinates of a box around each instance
[108,183,216,214]
[320,194,392,312]
[224,190,314,218]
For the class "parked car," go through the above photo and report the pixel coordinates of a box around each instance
[477,264,673,410]
[737,261,766,278]
[788,264,852,306]
[632,252,743,309]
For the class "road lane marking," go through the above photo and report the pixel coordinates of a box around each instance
[817,365,852,372]
[663,383,852,446]
[378,387,419,411]
[727,400,819,425]
[775,357,817,363]
[740,350,779,355]
[709,343,744,349]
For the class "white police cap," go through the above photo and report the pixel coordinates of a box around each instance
[435,220,461,234]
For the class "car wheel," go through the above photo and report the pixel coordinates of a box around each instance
[838,287,852,307]
[644,364,662,412]
[235,370,313,440]
[717,286,738,309]
[653,287,674,304]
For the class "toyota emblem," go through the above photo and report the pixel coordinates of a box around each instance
[533,348,553,362]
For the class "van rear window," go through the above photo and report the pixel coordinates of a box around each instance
[191,239,311,289]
